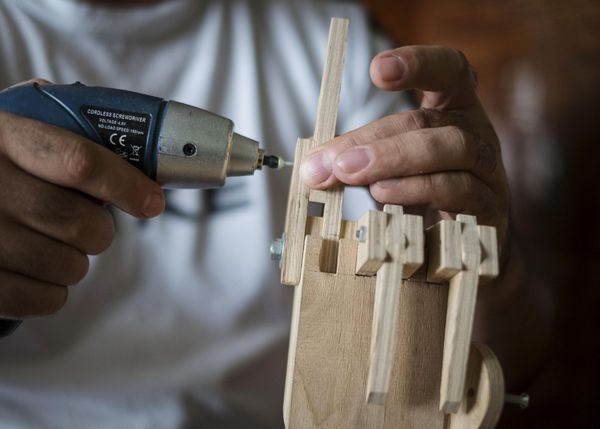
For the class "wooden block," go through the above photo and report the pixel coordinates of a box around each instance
[426,220,462,284]
[449,343,505,429]
[402,214,424,278]
[366,205,405,405]
[355,210,387,276]
[440,215,482,414]
[478,225,499,283]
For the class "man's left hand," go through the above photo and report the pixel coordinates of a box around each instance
[300,46,510,248]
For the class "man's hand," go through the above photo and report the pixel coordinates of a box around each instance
[0,81,165,319]
[300,46,510,248]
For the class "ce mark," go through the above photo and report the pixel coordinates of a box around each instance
[109,133,127,147]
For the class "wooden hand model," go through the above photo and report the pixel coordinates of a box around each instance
[273,18,505,429]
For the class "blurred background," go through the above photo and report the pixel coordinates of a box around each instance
[365,0,600,427]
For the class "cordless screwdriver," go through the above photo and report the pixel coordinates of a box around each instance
[0,82,290,337]
[0,82,289,186]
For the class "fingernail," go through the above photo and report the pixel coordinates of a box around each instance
[335,147,372,174]
[378,55,406,82]
[376,178,403,189]
[301,151,332,185]
[142,191,164,217]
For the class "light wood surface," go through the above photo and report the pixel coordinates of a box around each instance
[285,233,449,428]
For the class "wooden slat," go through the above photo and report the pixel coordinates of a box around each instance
[281,138,315,286]
[440,215,482,413]
[366,205,405,405]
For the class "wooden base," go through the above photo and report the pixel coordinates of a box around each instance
[284,223,448,428]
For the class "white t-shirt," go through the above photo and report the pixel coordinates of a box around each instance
[0,0,406,427]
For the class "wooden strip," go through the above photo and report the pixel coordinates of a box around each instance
[281,138,315,286]
[311,18,349,273]
[366,205,405,405]
[426,220,462,284]
[440,215,482,413]
[355,210,387,276]
[311,18,349,146]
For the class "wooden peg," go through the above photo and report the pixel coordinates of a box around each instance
[440,214,482,414]
[366,205,405,405]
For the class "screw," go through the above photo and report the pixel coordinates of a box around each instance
[355,226,367,243]
[505,393,529,409]
[183,143,197,156]
[270,237,284,262]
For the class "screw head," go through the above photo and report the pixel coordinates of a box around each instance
[270,237,284,262]
[183,143,197,157]
[355,226,367,243]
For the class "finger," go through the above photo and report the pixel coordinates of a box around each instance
[0,158,115,254]
[0,112,164,218]
[0,221,89,285]
[370,46,478,109]
[370,172,503,228]
[331,126,499,187]
[0,270,67,319]
[300,109,457,188]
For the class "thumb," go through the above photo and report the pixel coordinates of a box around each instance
[369,46,478,110]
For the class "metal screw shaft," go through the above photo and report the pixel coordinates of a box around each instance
[505,393,530,409]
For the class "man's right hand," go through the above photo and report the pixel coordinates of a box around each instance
[0,89,165,319]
